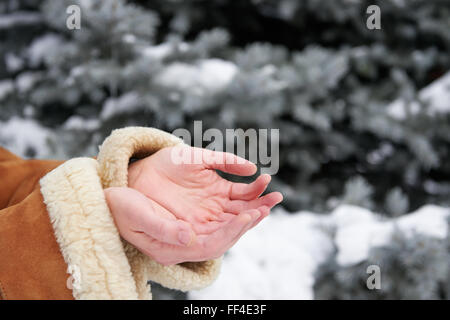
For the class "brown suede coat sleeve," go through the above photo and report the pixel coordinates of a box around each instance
[0,147,73,300]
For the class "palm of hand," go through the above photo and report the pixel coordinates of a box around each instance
[128,146,282,234]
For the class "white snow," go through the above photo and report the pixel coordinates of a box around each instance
[15,72,42,93]
[333,205,449,266]
[27,34,63,67]
[0,80,14,100]
[63,116,100,131]
[0,12,42,29]
[154,59,238,96]
[5,52,24,72]
[396,205,449,237]
[100,92,142,120]
[23,105,35,118]
[142,42,190,60]
[0,117,54,158]
[122,34,137,44]
[387,71,450,119]
[189,210,334,300]
[188,204,449,300]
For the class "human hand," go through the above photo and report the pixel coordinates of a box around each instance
[104,187,267,265]
[128,145,283,234]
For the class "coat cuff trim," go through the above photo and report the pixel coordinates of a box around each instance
[97,127,221,294]
[40,158,138,300]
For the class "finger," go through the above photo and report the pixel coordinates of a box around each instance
[217,211,236,222]
[119,188,196,247]
[220,209,261,251]
[224,191,283,213]
[135,210,260,264]
[222,207,269,252]
[248,206,270,229]
[198,209,260,256]
[139,204,196,247]
[199,148,257,176]
[129,216,236,265]
[229,174,271,200]
[128,232,187,266]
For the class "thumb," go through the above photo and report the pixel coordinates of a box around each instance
[105,187,195,247]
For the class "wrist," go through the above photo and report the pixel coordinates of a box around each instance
[128,158,145,188]
[104,187,119,214]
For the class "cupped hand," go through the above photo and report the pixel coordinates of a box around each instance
[104,187,268,265]
[128,145,283,234]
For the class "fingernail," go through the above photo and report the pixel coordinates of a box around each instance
[178,230,191,246]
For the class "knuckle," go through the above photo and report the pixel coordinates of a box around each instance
[155,220,167,238]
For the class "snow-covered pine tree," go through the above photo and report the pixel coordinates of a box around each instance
[1,0,449,214]
[314,210,450,299]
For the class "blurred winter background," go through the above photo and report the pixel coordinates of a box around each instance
[1,0,449,299]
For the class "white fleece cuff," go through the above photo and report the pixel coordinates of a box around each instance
[97,127,222,295]
[40,158,138,300]
[41,127,222,299]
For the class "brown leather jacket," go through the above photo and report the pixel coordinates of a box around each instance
[0,127,221,300]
